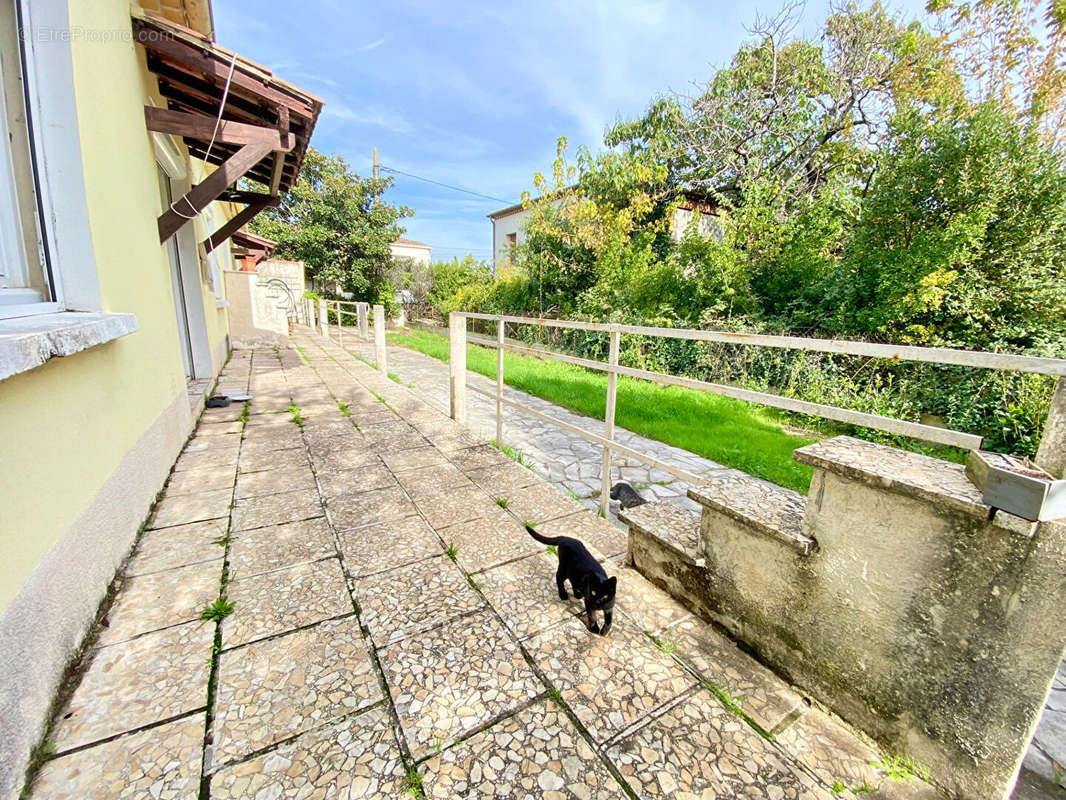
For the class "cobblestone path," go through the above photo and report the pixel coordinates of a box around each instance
[26,329,939,798]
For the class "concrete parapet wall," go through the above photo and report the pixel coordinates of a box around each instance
[224,270,288,348]
[640,436,1066,799]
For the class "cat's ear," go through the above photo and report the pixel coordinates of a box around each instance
[605,576,617,592]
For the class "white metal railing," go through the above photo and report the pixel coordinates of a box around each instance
[447,312,1066,516]
[314,299,388,374]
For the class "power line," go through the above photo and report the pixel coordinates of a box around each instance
[380,165,513,205]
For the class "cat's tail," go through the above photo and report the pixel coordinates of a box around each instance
[524,524,566,546]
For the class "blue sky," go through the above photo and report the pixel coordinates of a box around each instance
[215,0,932,262]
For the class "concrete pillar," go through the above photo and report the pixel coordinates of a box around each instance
[318,299,328,339]
[373,304,387,374]
[357,302,369,341]
[1037,377,1066,478]
[449,312,467,425]
[600,328,620,517]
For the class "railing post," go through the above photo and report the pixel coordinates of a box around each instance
[600,327,620,517]
[373,304,387,373]
[449,312,467,425]
[1037,376,1066,478]
[358,302,369,340]
[337,302,344,348]
[496,318,504,448]
[319,299,328,339]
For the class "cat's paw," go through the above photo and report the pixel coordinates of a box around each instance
[558,591,569,600]
[587,621,601,635]
[598,621,612,636]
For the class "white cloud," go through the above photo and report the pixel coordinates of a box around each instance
[359,37,387,52]
[322,103,413,134]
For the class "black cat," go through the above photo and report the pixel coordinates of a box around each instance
[525,524,616,635]
[610,481,647,509]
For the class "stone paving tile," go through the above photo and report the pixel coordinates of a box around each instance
[237,436,303,456]
[355,555,484,646]
[327,485,418,530]
[376,430,433,452]
[660,616,806,734]
[178,439,241,462]
[425,430,482,453]
[210,705,407,799]
[538,510,630,558]
[316,464,397,499]
[34,714,205,800]
[196,420,244,436]
[422,698,627,799]
[228,518,336,577]
[438,509,542,573]
[465,462,541,493]
[504,482,586,525]
[311,446,381,472]
[607,689,831,800]
[243,412,295,429]
[394,462,473,498]
[238,447,310,474]
[212,616,379,766]
[413,485,502,530]
[164,464,237,496]
[774,707,883,791]
[53,621,213,752]
[449,443,511,472]
[350,409,398,427]
[126,520,226,576]
[302,421,360,446]
[382,445,448,473]
[148,487,233,529]
[361,419,417,445]
[233,465,316,499]
[381,609,541,759]
[223,558,353,648]
[99,561,220,645]
[230,487,324,532]
[478,552,586,639]
[337,515,443,577]
[524,617,697,744]
[613,568,693,634]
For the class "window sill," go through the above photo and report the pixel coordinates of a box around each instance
[0,311,139,381]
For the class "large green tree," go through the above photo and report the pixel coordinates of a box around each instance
[251,148,411,302]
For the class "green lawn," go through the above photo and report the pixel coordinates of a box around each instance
[387,327,816,493]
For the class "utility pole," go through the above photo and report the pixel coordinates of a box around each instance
[373,148,379,179]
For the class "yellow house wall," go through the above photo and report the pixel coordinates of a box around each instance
[0,0,232,612]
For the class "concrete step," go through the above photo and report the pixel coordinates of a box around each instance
[619,500,703,566]
[688,474,814,555]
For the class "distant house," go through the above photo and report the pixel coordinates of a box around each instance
[390,237,432,265]
[488,189,724,266]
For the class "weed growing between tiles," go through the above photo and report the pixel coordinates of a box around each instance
[489,439,536,470]
[286,403,304,428]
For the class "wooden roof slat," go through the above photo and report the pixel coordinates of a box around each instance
[133,20,317,119]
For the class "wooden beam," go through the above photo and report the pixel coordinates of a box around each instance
[158,139,273,242]
[269,105,290,195]
[145,107,294,151]
[201,202,270,253]
[219,190,281,206]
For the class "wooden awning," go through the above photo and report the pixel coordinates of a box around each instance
[230,229,278,265]
[133,9,322,250]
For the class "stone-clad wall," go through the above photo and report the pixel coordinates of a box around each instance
[629,436,1066,800]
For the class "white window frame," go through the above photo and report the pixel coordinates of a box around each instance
[1,0,100,319]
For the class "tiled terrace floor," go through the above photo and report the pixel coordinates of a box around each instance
[27,331,935,799]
